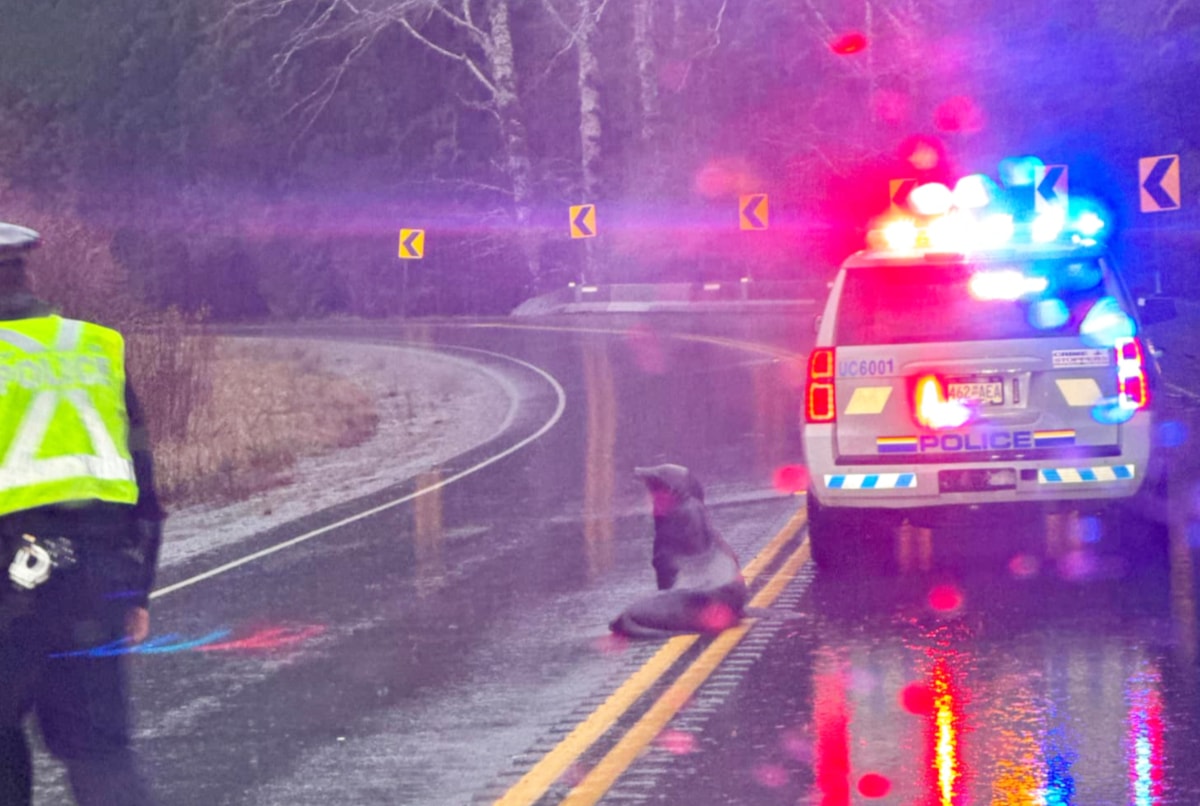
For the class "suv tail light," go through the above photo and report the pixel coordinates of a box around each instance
[806,348,836,423]
[1115,337,1149,411]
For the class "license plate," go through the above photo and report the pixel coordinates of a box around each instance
[948,379,1004,405]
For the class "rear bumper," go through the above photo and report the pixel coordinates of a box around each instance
[802,418,1155,512]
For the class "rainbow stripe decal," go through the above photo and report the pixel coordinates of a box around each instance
[1033,429,1076,448]
[876,436,919,453]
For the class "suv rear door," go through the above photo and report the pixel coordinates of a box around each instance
[829,255,1142,464]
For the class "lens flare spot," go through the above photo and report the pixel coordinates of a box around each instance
[561,761,589,787]
[655,729,696,755]
[1187,522,1200,549]
[928,584,964,613]
[901,683,935,715]
[1078,514,1102,545]
[694,158,757,198]
[871,88,910,124]
[698,602,738,632]
[594,632,630,654]
[1057,549,1101,581]
[858,772,893,798]
[753,763,790,788]
[773,464,810,494]
[780,727,813,762]
[830,32,867,54]
[934,95,984,133]
[625,323,666,374]
[1157,419,1187,449]
[1008,553,1041,579]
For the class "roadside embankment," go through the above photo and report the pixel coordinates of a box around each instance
[159,338,512,569]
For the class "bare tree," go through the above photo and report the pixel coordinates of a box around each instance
[541,0,607,281]
[216,0,542,280]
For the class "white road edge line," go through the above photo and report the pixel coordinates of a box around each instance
[150,345,568,600]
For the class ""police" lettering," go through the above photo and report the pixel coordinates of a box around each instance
[918,431,1033,452]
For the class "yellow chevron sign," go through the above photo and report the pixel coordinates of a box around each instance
[570,204,597,238]
[739,194,768,230]
[398,229,425,259]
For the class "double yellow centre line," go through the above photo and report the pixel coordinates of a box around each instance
[495,505,811,805]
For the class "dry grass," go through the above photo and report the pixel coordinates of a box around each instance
[139,336,379,507]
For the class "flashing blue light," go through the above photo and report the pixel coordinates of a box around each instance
[998,155,1044,187]
[1079,296,1136,347]
[1029,298,1070,330]
[1032,208,1066,242]
[1092,397,1137,425]
[952,174,997,209]
[1075,211,1105,237]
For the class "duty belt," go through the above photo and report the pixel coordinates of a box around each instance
[7,533,78,590]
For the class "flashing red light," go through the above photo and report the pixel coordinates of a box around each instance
[1115,337,1150,412]
[773,464,810,494]
[928,583,964,613]
[858,772,893,798]
[831,32,868,54]
[901,683,936,715]
[806,348,836,423]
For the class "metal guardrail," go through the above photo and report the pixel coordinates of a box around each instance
[511,281,823,316]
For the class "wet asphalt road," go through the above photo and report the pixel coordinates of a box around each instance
[31,311,1200,804]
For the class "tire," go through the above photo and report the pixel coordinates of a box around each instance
[807,491,901,572]
[806,490,845,571]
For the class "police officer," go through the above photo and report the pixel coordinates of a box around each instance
[0,222,164,805]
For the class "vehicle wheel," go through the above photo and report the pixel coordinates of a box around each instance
[806,491,896,572]
[807,490,849,571]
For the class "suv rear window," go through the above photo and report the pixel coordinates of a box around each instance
[835,257,1126,345]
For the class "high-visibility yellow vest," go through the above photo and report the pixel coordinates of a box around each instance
[0,316,138,516]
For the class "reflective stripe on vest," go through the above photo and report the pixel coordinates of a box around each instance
[0,316,138,516]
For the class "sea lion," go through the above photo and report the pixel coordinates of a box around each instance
[609,464,748,639]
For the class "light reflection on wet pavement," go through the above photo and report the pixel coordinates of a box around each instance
[637,509,1200,805]
[29,315,1200,805]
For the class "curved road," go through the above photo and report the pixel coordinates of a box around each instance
[32,312,1200,804]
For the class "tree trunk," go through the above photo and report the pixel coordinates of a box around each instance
[576,0,602,283]
[632,0,663,194]
[577,0,602,200]
[485,0,541,284]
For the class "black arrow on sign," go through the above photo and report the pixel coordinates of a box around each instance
[1037,165,1065,203]
[742,195,767,229]
[1143,157,1179,210]
[400,230,421,256]
[573,205,594,237]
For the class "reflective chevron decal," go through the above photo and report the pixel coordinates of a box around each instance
[825,473,917,490]
[1038,465,1135,483]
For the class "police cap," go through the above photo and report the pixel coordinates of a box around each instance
[0,223,41,260]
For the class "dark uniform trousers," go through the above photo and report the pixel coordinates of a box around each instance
[0,539,156,806]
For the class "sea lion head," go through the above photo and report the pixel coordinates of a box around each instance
[634,463,705,513]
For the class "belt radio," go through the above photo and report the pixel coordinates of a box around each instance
[8,533,77,590]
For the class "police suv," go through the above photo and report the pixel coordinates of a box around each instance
[801,191,1174,569]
